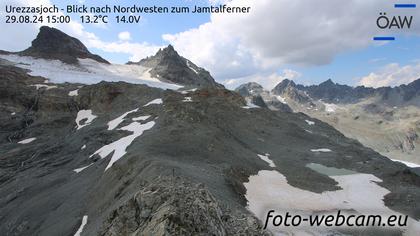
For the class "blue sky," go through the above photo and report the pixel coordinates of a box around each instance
[2,0,420,89]
[291,36,420,86]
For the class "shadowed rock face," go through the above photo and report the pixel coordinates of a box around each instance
[20,26,109,64]
[128,45,223,89]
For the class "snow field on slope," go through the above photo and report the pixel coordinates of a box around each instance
[90,120,155,171]
[75,110,97,130]
[144,98,163,106]
[107,108,139,130]
[244,167,420,235]
[0,55,183,90]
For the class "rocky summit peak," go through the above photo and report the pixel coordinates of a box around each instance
[153,44,182,62]
[235,82,264,97]
[319,78,335,87]
[271,79,296,95]
[280,79,296,87]
[129,45,223,88]
[21,26,109,64]
[162,44,176,53]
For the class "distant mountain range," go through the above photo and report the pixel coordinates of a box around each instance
[0,26,419,236]
[236,78,420,164]
[272,78,420,106]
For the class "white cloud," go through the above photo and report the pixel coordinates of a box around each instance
[118,31,131,41]
[357,62,420,88]
[163,0,420,81]
[224,69,302,90]
[86,40,161,62]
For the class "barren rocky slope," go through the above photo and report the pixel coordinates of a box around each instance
[0,27,419,236]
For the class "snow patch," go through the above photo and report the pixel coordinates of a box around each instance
[74,215,88,236]
[107,108,139,130]
[144,98,163,106]
[18,137,36,144]
[244,169,420,235]
[186,60,199,74]
[68,89,79,97]
[81,145,86,150]
[257,154,276,168]
[75,110,97,130]
[305,120,315,126]
[180,88,198,94]
[32,84,57,90]
[73,163,93,173]
[311,148,332,153]
[90,120,155,171]
[11,112,16,116]
[242,100,260,109]
[275,96,287,104]
[0,55,182,90]
[324,103,337,113]
[182,97,193,102]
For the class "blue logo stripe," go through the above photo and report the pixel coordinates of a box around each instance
[373,37,395,41]
[394,4,416,8]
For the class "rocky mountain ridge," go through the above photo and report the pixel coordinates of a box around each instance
[237,79,420,165]
[272,78,420,106]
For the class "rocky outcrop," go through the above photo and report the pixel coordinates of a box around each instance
[101,177,266,236]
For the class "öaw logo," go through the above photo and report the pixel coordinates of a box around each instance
[374,3,416,41]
